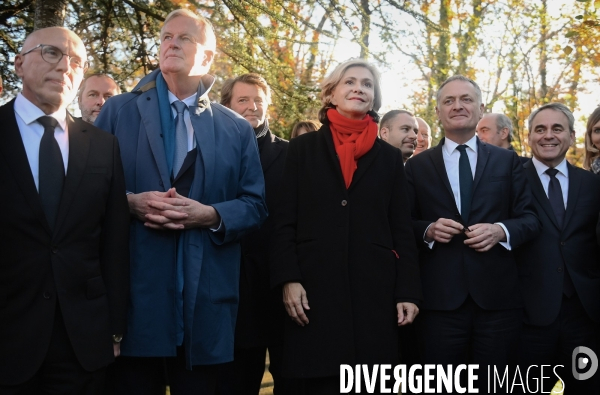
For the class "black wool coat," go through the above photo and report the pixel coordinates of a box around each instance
[236,130,289,348]
[270,124,422,378]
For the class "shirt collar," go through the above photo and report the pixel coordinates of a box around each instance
[167,80,207,108]
[532,156,568,179]
[14,93,68,132]
[443,134,478,156]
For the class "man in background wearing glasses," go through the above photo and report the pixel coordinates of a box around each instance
[0,26,130,394]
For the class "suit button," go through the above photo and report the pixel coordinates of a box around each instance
[43,291,51,299]
[341,200,348,207]
[560,241,566,245]
[558,267,563,272]
[159,180,164,187]
[51,246,58,254]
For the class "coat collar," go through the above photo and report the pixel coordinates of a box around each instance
[320,122,381,191]
[259,130,284,173]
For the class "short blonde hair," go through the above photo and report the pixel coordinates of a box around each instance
[291,120,321,139]
[318,58,382,123]
[161,9,216,52]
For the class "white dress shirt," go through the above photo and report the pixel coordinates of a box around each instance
[425,135,511,249]
[14,93,69,191]
[531,157,569,208]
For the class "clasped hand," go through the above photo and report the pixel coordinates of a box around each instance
[425,218,506,252]
[127,188,219,230]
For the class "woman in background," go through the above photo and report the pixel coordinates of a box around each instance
[583,106,600,174]
[290,120,320,139]
[270,58,421,394]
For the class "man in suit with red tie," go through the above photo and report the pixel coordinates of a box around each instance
[515,103,600,392]
[0,27,129,393]
[404,75,540,391]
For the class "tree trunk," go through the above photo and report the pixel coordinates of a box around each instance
[34,0,68,29]
[359,0,371,59]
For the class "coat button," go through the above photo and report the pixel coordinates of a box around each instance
[43,291,51,299]
[51,246,58,254]
[159,180,164,187]
[557,267,563,272]
[341,200,348,206]
[560,241,566,246]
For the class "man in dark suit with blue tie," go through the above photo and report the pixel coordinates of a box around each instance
[404,75,540,391]
[515,103,600,393]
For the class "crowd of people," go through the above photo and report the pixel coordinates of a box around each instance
[1,7,600,395]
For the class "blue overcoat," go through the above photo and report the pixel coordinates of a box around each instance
[95,70,267,367]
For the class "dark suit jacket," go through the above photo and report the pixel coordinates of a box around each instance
[236,130,288,348]
[0,99,130,385]
[515,159,600,326]
[404,137,540,311]
[270,124,421,378]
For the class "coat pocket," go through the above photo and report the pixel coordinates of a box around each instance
[86,276,107,299]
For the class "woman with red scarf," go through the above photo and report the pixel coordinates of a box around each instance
[270,59,422,394]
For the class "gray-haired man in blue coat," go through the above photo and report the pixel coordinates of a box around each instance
[96,8,267,394]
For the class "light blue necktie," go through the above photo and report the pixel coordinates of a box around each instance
[172,101,188,177]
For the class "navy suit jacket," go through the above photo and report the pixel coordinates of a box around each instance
[515,160,600,326]
[404,137,540,311]
[95,70,267,366]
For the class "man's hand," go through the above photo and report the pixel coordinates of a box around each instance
[464,223,506,252]
[144,188,221,230]
[283,282,310,326]
[127,191,178,222]
[425,218,464,243]
[113,342,121,358]
[397,302,419,326]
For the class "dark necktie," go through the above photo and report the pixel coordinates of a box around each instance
[545,168,565,228]
[545,168,575,297]
[456,145,473,222]
[37,116,65,229]
[172,101,188,177]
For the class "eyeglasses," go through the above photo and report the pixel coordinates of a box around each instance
[21,44,89,73]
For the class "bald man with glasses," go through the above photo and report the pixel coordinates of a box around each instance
[0,27,129,394]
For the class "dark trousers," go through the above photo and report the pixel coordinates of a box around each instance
[417,296,522,393]
[107,347,218,395]
[0,306,106,395]
[217,344,294,395]
[518,294,599,394]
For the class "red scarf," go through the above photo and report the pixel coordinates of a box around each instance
[328,108,378,188]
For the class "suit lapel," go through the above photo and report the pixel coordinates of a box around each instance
[472,139,489,194]
[563,162,581,230]
[430,138,456,209]
[524,160,560,229]
[0,100,51,234]
[260,131,283,173]
[189,100,215,201]
[137,89,172,190]
[54,114,90,235]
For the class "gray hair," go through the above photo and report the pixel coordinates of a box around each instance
[78,73,121,101]
[436,75,483,106]
[161,9,216,53]
[318,58,382,123]
[528,102,575,134]
[483,113,514,143]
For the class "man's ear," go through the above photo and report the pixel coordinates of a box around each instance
[14,54,24,78]
[380,127,389,141]
[500,127,509,140]
[202,49,215,67]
